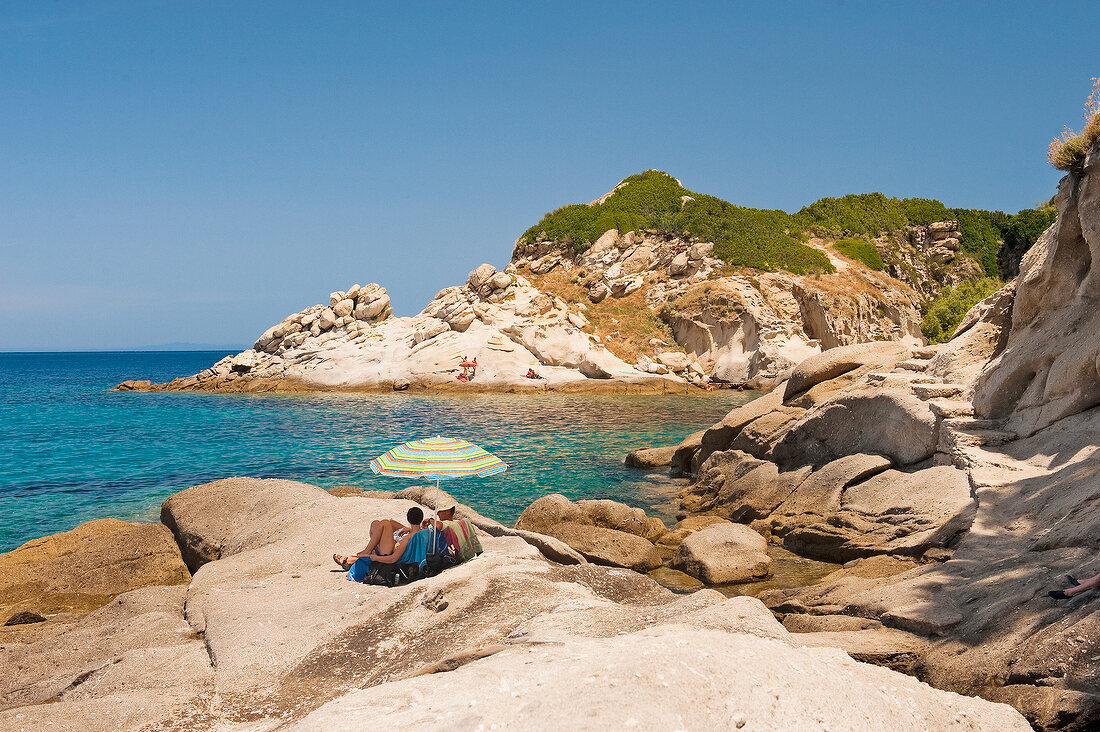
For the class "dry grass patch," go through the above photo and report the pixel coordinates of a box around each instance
[524,268,676,363]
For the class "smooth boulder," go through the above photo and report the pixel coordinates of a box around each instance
[673,523,771,584]
[0,518,190,623]
[546,522,663,572]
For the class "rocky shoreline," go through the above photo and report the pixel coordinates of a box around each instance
[1,479,1030,730]
[11,137,1099,731]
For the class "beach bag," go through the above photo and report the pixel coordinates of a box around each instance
[418,525,460,578]
[362,563,420,587]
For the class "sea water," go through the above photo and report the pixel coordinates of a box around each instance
[0,351,758,553]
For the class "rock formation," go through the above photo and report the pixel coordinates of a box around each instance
[514,226,926,388]
[638,137,1100,730]
[1,478,1029,729]
[119,270,688,394]
[116,174,1003,394]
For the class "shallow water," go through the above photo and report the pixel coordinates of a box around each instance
[0,351,758,552]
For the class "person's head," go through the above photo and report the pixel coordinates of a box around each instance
[407,507,424,526]
[438,504,456,521]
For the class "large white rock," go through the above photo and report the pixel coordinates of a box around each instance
[291,622,1029,732]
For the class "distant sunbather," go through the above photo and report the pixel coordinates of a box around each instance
[524,368,543,379]
[334,506,423,570]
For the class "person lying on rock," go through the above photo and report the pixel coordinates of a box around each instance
[333,506,423,571]
[1049,570,1100,599]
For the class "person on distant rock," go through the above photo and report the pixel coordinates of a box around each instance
[1049,571,1100,599]
[524,368,543,380]
[333,506,423,571]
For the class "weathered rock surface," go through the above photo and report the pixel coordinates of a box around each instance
[291,624,1027,732]
[545,522,663,572]
[1,477,1033,730]
[0,518,190,624]
[974,141,1100,438]
[0,585,214,728]
[672,522,772,583]
[121,277,689,395]
[668,140,1100,729]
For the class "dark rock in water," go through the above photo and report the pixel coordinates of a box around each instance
[4,610,46,625]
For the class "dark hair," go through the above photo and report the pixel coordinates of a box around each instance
[407,507,424,525]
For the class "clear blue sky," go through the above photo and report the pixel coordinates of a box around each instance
[1,1,1096,350]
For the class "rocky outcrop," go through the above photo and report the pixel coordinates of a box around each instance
[515,494,665,570]
[1,478,1029,730]
[0,518,190,625]
[661,138,1100,730]
[120,272,689,395]
[973,143,1100,438]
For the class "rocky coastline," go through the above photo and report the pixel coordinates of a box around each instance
[1,479,1030,730]
[9,137,1096,729]
[115,175,984,397]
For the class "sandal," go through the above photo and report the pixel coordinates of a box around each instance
[1049,590,1070,600]
[333,554,354,570]
[1067,575,1081,587]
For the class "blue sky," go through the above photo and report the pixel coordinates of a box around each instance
[1,1,1096,350]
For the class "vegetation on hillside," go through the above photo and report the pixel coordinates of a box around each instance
[833,238,884,270]
[522,171,1053,281]
[521,171,835,275]
[1049,77,1100,171]
[921,278,1002,343]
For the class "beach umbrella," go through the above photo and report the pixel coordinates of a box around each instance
[370,436,507,489]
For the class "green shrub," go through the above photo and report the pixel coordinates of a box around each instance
[797,193,909,236]
[520,170,834,275]
[996,205,1058,276]
[921,278,1002,343]
[833,238,884,270]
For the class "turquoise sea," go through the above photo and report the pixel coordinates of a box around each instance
[0,351,756,553]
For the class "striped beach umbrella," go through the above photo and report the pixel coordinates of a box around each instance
[370,436,508,487]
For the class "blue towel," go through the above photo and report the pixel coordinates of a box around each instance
[345,529,447,582]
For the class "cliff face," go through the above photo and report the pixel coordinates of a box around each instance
[973,139,1100,436]
[667,137,1100,730]
[512,226,925,388]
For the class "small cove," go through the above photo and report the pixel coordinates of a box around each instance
[0,351,757,553]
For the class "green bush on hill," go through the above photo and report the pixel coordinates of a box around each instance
[522,171,1055,280]
[921,278,1002,343]
[833,238,884,270]
[521,171,835,275]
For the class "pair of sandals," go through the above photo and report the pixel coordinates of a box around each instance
[333,554,356,570]
[1048,575,1081,600]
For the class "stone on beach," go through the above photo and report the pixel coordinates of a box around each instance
[672,522,771,584]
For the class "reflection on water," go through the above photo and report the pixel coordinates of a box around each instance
[713,545,842,598]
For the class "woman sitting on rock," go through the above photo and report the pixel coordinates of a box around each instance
[333,506,423,571]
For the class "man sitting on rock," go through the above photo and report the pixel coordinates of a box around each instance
[334,506,423,574]
[421,503,483,563]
